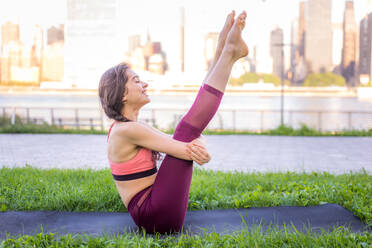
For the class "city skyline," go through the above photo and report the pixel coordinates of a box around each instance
[0,0,371,88]
[0,0,369,72]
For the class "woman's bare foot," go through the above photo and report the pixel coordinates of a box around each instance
[215,11,235,56]
[204,11,236,80]
[223,11,249,61]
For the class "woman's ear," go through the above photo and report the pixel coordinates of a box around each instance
[122,87,128,102]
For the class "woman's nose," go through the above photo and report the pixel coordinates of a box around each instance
[142,81,148,88]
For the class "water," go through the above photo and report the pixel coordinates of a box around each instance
[1,93,372,131]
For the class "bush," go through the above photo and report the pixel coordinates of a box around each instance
[229,73,281,86]
[303,73,346,87]
[262,73,281,86]
[0,114,23,126]
[229,73,260,86]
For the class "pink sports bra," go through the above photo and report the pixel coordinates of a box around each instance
[107,121,157,181]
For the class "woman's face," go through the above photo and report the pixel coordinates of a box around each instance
[122,69,150,107]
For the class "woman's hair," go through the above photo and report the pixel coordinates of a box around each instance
[98,62,162,163]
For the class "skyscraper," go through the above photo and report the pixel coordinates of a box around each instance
[332,23,343,73]
[250,45,257,73]
[31,25,43,67]
[128,35,141,53]
[305,0,332,73]
[1,22,21,83]
[270,27,284,78]
[290,19,298,83]
[1,22,20,46]
[65,0,119,88]
[297,1,306,61]
[47,25,64,45]
[42,41,64,81]
[180,7,185,72]
[342,0,357,84]
[359,13,372,84]
[368,0,372,13]
[204,32,218,71]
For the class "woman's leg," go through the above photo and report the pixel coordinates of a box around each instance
[136,11,248,234]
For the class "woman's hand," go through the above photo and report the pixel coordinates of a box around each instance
[190,134,206,147]
[186,135,211,166]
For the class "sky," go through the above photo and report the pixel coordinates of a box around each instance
[0,0,368,38]
[0,0,370,76]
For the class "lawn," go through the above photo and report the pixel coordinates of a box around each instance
[0,166,371,247]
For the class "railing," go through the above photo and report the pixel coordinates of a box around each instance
[217,109,372,132]
[1,106,372,132]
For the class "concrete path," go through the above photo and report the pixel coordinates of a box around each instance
[0,134,371,174]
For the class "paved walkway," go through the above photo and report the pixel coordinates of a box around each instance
[0,134,371,174]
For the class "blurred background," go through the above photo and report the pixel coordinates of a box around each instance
[0,0,372,132]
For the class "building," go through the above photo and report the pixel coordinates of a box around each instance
[128,35,141,53]
[249,45,257,73]
[290,19,298,83]
[180,7,185,72]
[42,41,64,81]
[142,32,166,74]
[270,27,284,78]
[204,32,218,71]
[1,22,21,82]
[1,42,22,82]
[1,23,44,84]
[1,42,40,84]
[332,23,343,74]
[305,0,332,73]
[359,13,372,84]
[148,54,166,75]
[297,1,306,62]
[126,32,167,75]
[341,1,357,84]
[47,25,64,45]
[145,41,165,74]
[31,25,43,67]
[292,1,307,84]
[1,22,20,46]
[127,47,146,71]
[65,0,119,88]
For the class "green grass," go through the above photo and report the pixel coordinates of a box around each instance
[1,167,371,247]
[0,167,371,225]
[203,124,372,136]
[0,122,107,135]
[1,227,371,248]
[1,115,372,136]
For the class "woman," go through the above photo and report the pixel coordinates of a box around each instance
[98,10,248,234]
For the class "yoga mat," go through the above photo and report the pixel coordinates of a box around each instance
[0,204,367,239]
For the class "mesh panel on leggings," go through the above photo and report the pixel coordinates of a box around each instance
[181,83,223,131]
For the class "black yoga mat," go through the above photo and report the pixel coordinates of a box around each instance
[0,204,368,239]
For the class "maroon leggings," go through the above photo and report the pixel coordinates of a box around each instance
[127,83,223,234]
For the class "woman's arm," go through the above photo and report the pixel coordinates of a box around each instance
[187,142,211,166]
[116,121,196,161]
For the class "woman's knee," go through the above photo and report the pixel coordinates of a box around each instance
[173,120,201,142]
[143,207,185,233]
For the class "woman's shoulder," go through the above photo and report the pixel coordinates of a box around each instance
[113,120,145,136]
[111,121,155,146]
[108,122,139,160]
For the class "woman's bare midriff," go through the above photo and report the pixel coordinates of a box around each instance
[114,174,156,208]
[108,122,156,208]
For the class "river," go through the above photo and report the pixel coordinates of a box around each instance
[1,93,372,131]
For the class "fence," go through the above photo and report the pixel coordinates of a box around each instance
[1,106,372,132]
